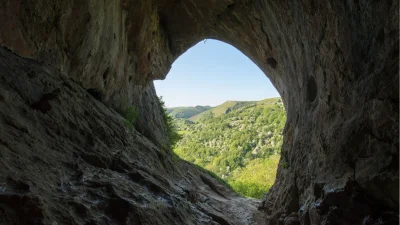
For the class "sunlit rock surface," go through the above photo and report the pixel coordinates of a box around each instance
[0,0,398,224]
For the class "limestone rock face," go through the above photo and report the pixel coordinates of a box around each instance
[0,0,398,225]
[0,48,266,225]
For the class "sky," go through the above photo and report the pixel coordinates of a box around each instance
[154,40,279,107]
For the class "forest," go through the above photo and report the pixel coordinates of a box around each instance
[170,98,286,198]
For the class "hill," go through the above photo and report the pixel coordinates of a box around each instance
[188,97,282,122]
[173,97,286,198]
[167,105,213,119]
[189,100,255,122]
[257,97,282,105]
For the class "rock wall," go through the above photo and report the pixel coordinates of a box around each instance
[0,0,172,147]
[0,48,266,224]
[0,0,398,224]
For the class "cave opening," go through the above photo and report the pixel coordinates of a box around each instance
[0,1,397,223]
[154,39,287,199]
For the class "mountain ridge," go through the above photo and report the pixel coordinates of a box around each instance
[168,97,282,122]
[166,105,213,119]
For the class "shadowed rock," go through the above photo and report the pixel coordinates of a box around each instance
[0,0,398,224]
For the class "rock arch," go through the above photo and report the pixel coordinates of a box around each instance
[0,0,398,224]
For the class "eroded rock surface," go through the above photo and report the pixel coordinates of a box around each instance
[0,48,266,225]
[0,0,398,224]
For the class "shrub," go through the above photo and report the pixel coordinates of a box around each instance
[123,107,138,129]
[158,96,182,148]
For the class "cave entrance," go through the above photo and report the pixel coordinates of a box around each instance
[154,40,287,199]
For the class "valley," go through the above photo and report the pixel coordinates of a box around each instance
[169,97,286,198]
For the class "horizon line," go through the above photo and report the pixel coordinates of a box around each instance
[165,96,281,108]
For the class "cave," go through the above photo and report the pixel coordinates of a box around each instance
[0,1,398,225]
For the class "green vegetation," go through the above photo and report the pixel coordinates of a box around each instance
[189,100,258,122]
[171,97,286,198]
[281,161,289,169]
[123,107,139,129]
[158,96,182,148]
[227,155,279,198]
[167,106,213,119]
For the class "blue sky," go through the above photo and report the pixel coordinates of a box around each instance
[154,40,279,107]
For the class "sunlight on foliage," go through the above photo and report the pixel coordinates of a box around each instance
[228,155,280,198]
[172,98,286,198]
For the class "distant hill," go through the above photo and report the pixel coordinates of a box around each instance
[189,97,281,122]
[189,101,255,122]
[257,97,282,105]
[167,105,213,119]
